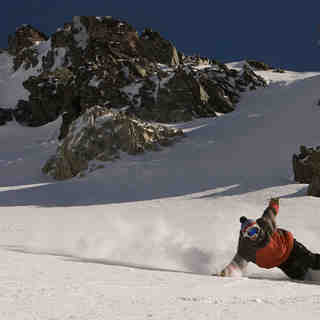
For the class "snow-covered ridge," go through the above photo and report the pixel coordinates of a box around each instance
[227,60,320,85]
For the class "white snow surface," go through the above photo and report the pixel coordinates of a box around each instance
[1,67,320,318]
[50,47,68,71]
[0,52,38,108]
[73,16,89,50]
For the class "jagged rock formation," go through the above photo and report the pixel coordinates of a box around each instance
[246,60,285,73]
[8,25,48,71]
[1,16,269,180]
[140,28,180,66]
[8,24,48,55]
[5,16,266,131]
[42,106,184,180]
[292,145,320,197]
[246,60,271,71]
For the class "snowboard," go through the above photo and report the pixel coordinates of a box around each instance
[212,268,320,283]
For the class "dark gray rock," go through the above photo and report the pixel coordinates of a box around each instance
[246,60,271,71]
[293,145,320,197]
[273,68,285,73]
[292,145,315,183]
[8,25,48,55]
[43,106,184,180]
[140,28,180,66]
[14,68,76,126]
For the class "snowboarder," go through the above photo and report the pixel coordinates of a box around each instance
[220,198,320,280]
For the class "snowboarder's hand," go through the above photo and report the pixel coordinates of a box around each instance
[219,263,242,277]
[219,265,233,277]
[269,197,279,206]
[268,197,279,215]
[219,269,228,277]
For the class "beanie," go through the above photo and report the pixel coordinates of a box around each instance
[240,216,257,234]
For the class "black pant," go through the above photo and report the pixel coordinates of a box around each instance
[278,240,320,280]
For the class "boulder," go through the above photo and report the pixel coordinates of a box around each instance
[308,175,320,197]
[307,151,320,197]
[292,145,315,183]
[292,145,320,197]
[42,106,184,180]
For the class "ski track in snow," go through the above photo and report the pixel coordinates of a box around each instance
[1,64,320,318]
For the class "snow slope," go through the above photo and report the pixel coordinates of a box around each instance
[1,66,320,319]
[0,52,37,108]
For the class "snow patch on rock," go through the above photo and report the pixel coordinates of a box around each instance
[73,16,89,50]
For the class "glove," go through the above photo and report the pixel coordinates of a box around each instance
[269,198,279,215]
[269,197,279,206]
[219,263,242,277]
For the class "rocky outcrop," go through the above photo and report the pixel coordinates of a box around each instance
[8,25,49,71]
[246,60,271,71]
[123,61,265,123]
[7,16,267,130]
[42,106,184,180]
[273,68,285,73]
[8,25,48,55]
[293,146,314,183]
[292,145,320,197]
[140,28,180,66]
[13,68,76,126]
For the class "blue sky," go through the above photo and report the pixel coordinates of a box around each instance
[1,1,320,71]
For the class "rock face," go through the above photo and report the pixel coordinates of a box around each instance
[13,68,76,126]
[8,25,48,71]
[42,106,184,180]
[140,28,180,66]
[292,145,320,196]
[8,25,48,55]
[6,16,266,131]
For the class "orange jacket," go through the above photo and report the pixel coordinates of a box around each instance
[256,228,294,268]
[237,198,294,269]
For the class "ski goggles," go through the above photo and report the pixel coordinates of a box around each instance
[243,225,260,239]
